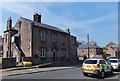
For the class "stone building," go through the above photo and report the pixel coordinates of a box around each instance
[0,35,3,57]
[3,13,77,65]
[77,41,103,59]
[105,42,120,58]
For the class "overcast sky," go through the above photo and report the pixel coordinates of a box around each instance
[0,1,118,47]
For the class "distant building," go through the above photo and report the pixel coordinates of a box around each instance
[105,42,120,58]
[0,35,3,57]
[77,41,103,59]
[3,13,77,65]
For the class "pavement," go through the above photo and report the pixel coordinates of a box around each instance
[1,63,81,76]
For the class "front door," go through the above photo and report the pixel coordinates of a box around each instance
[52,52,55,61]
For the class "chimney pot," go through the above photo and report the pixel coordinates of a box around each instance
[33,12,41,23]
[7,17,12,30]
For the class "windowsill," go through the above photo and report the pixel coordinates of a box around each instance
[40,40,46,42]
[40,57,46,59]
[52,42,57,43]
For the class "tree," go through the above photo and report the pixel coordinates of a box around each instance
[102,51,111,60]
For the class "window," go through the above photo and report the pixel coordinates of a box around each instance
[109,60,118,63]
[99,60,106,64]
[61,49,66,57]
[51,33,57,42]
[34,54,39,58]
[40,48,46,57]
[40,31,46,41]
[6,51,8,57]
[61,35,66,44]
[82,49,84,53]
[84,60,97,64]
[6,34,8,43]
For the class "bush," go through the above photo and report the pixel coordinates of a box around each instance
[102,52,111,60]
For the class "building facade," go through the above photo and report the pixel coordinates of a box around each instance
[0,35,3,57]
[77,41,103,59]
[105,42,120,58]
[3,13,77,65]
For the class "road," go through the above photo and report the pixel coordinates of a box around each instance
[2,67,120,79]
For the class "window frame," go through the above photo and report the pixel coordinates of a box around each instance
[40,48,47,58]
[40,30,46,41]
[61,35,66,44]
[51,33,57,43]
[61,49,66,57]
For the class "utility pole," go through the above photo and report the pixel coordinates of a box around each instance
[87,34,90,59]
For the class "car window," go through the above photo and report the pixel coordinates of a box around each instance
[107,60,110,64]
[99,60,106,64]
[102,60,106,64]
[84,60,97,64]
[109,60,118,63]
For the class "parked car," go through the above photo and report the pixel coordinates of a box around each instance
[107,58,120,71]
[82,57,113,78]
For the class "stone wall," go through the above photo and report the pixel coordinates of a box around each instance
[2,58,16,69]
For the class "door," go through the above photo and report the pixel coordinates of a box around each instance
[106,61,112,72]
[52,51,55,61]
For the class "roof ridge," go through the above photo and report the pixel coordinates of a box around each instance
[20,17,67,33]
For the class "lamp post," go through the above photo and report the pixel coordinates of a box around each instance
[87,34,90,59]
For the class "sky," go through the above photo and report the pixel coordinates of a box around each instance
[0,1,118,47]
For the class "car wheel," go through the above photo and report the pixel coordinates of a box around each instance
[99,70,105,79]
[83,73,88,76]
[110,68,113,75]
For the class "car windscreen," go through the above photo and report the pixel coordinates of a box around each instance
[84,60,97,64]
[109,60,118,63]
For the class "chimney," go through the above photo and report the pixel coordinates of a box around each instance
[33,12,41,23]
[7,17,12,30]
[66,28,70,35]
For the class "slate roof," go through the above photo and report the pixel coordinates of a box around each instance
[16,17,67,33]
[78,44,101,49]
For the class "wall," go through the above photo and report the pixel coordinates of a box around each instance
[32,25,77,64]
[2,58,16,69]
[19,20,32,57]
[77,48,103,59]
[106,48,116,57]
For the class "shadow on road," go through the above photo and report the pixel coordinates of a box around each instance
[105,72,119,78]
[84,72,119,79]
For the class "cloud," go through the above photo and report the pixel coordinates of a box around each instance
[0,0,119,2]
[2,2,38,18]
[1,2,117,35]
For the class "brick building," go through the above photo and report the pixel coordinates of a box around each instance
[77,41,103,59]
[3,13,77,65]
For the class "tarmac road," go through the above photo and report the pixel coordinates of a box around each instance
[3,67,120,79]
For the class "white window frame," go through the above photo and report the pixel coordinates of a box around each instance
[40,49,46,57]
